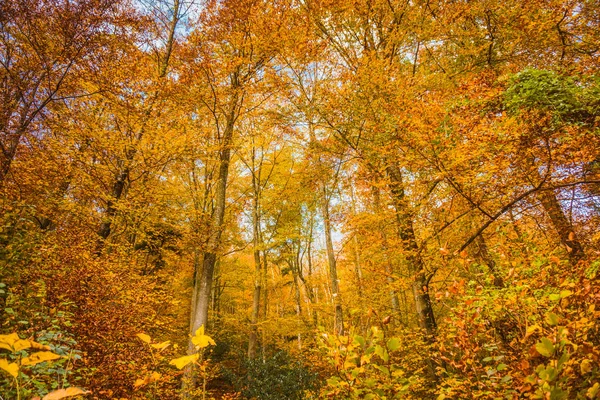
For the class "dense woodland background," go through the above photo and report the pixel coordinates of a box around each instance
[1,0,599,398]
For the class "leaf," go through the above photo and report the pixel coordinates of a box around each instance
[29,340,52,351]
[559,290,573,299]
[535,337,555,357]
[134,378,146,388]
[0,358,18,377]
[587,382,599,399]
[151,341,171,351]
[0,332,31,352]
[580,359,593,375]
[42,387,89,400]
[387,338,401,352]
[134,372,162,388]
[169,353,199,369]
[353,335,365,347]
[195,325,205,336]
[549,293,561,301]
[191,325,215,349]
[545,312,560,326]
[21,351,61,366]
[136,333,151,344]
[525,324,542,338]
[373,364,389,376]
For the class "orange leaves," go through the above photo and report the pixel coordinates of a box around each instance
[42,387,89,400]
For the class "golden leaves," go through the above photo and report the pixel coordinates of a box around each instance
[134,371,162,388]
[0,358,19,378]
[191,325,216,349]
[21,351,61,366]
[0,333,31,352]
[169,353,199,370]
[136,333,151,344]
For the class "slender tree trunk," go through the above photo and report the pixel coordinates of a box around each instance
[96,166,129,246]
[248,169,262,358]
[321,189,344,335]
[372,187,400,314]
[474,233,504,287]
[261,250,268,361]
[306,213,319,326]
[386,163,436,337]
[184,76,240,395]
[0,132,21,188]
[537,187,584,263]
[349,184,364,298]
[189,114,235,335]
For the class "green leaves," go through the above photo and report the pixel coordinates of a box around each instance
[504,69,584,119]
[386,338,400,352]
[535,337,555,357]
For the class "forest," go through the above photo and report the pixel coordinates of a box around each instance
[0,0,599,398]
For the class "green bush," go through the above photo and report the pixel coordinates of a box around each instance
[224,350,321,399]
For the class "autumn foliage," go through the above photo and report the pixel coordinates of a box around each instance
[1,0,599,399]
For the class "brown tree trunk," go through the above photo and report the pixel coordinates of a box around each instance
[474,233,504,288]
[537,187,584,263]
[321,188,344,335]
[248,165,262,358]
[386,163,436,337]
[372,187,401,315]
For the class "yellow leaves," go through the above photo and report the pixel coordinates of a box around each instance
[169,353,199,369]
[0,332,31,352]
[0,332,50,353]
[0,358,19,378]
[0,332,61,378]
[524,324,542,340]
[169,327,215,370]
[151,341,171,351]
[42,387,89,400]
[535,337,554,357]
[21,351,61,366]
[191,325,216,349]
[136,332,170,354]
[580,359,593,375]
[136,333,151,344]
[134,371,162,388]
[587,382,600,399]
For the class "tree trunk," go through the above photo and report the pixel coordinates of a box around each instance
[372,187,401,315]
[537,187,584,263]
[248,168,262,358]
[189,118,235,335]
[184,79,239,394]
[321,188,344,335]
[474,233,504,287]
[386,163,436,337]
[349,184,364,299]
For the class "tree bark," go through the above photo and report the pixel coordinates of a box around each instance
[372,187,401,314]
[474,233,504,288]
[386,163,436,337]
[321,188,344,335]
[537,186,585,263]
[248,161,262,358]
